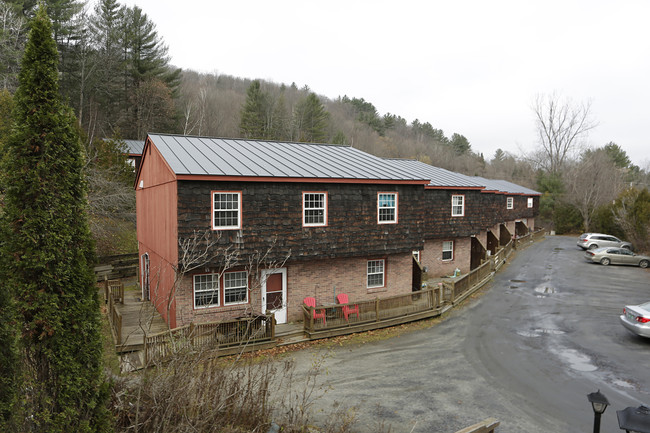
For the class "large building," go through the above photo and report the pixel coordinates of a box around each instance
[135,134,540,328]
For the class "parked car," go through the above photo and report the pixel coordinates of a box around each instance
[577,233,632,250]
[620,301,650,338]
[584,247,650,268]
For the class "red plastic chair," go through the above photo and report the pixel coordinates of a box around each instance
[336,293,359,321]
[303,297,326,324]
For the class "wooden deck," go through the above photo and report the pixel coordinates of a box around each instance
[113,286,167,353]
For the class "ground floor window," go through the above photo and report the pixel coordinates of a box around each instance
[224,271,248,305]
[194,273,219,308]
[367,259,385,288]
[442,241,454,261]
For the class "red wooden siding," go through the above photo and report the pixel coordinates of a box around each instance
[136,141,180,327]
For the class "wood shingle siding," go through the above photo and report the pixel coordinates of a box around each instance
[176,181,427,264]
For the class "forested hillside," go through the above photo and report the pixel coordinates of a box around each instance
[1,0,649,250]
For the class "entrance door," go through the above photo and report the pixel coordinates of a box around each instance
[261,268,287,324]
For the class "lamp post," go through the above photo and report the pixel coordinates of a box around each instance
[588,390,610,433]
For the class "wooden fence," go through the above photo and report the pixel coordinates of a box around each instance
[105,279,124,345]
[445,259,494,304]
[94,252,139,281]
[144,314,275,365]
[302,287,442,333]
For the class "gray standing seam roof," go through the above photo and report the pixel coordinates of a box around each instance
[471,176,541,195]
[147,134,431,181]
[384,158,486,188]
[123,139,145,155]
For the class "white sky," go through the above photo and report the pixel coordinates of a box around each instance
[113,0,650,168]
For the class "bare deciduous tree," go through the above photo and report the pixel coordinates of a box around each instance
[0,2,26,92]
[563,149,624,231]
[532,93,597,175]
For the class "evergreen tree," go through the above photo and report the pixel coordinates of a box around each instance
[88,0,125,133]
[269,93,290,141]
[450,132,471,155]
[239,80,268,139]
[0,88,18,430]
[0,7,109,432]
[293,92,328,143]
[121,5,180,137]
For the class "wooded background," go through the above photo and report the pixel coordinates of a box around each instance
[1,0,649,252]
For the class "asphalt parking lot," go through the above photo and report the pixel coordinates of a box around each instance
[284,235,650,432]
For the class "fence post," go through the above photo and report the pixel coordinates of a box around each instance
[270,314,276,339]
[189,322,195,346]
[103,275,109,303]
[116,312,122,345]
[375,298,380,322]
[144,337,149,366]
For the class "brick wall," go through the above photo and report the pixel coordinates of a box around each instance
[173,252,413,326]
[422,237,472,277]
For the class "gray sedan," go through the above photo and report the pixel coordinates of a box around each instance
[620,301,650,338]
[584,247,650,268]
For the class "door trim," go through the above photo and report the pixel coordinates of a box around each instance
[261,268,287,324]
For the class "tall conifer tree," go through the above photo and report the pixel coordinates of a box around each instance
[0,6,108,432]
[239,79,269,139]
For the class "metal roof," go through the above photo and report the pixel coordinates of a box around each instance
[384,158,486,188]
[471,176,541,195]
[123,139,145,155]
[146,134,431,182]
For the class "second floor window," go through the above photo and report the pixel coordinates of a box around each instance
[527,197,533,208]
[378,192,398,224]
[451,195,464,217]
[213,191,241,230]
[507,197,514,209]
[303,192,327,226]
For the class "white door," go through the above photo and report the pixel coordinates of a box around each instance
[261,268,287,324]
[140,253,150,301]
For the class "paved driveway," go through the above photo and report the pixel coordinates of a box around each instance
[285,236,650,432]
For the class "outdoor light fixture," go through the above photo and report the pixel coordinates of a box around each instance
[617,405,650,433]
[588,390,610,433]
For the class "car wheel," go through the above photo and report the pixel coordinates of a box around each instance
[640,260,649,269]
[600,258,611,266]
[589,244,599,250]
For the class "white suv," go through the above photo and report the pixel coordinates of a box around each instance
[577,233,632,251]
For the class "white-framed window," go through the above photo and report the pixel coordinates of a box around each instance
[224,271,248,305]
[412,250,421,263]
[194,273,219,308]
[451,195,464,217]
[303,192,327,227]
[367,259,385,288]
[212,191,242,230]
[378,192,398,224]
[527,197,533,208]
[442,241,454,261]
[507,197,514,209]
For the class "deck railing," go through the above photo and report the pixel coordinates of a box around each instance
[103,277,124,304]
[302,287,442,333]
[447,259,494,303]
[106,282,123,345]
[144,314,275,365]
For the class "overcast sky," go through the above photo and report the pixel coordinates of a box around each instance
[114,0,650,168]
